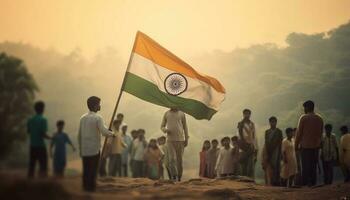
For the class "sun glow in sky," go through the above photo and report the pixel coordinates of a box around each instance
[1,0,350,60]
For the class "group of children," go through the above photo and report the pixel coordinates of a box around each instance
[199,120,350,187]
[199,136,241,179]
[105,118,172,180]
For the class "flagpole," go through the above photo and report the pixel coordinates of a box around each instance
[100,31,139,161]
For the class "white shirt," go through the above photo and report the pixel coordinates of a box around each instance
[78,111,113,157]
[161,110,189,142]
[132,138,147,161]
[215,147,235,175]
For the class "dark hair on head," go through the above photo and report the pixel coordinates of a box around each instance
[303,100,315,111]
[148,139,158,148]
[324,124,333,130]
[285,127,293,134]
[340,125,348,133]
[138,129,145,134]
[243,109,251,114]
[221,136,230,143]
[117,113,124,118]
[87,96,100,111]
[56,120,65,126]
[34,101,45,114]
[231,136,239,141]
[211,139,218,144]
[293,128,297,131]
[269,116,277,122]
[202,140,211,150]
[113,119,122,125]
[158,136,166,141]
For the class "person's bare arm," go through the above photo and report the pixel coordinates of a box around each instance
[161,112,168,133]
[182,114,189,147]
[295,117,304,150]
[49,139,54,158]
[237,121,245,142]
[78,120,82,156]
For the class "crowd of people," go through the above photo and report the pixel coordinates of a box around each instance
[199,101,350,188]
[25,97,350,192]
[26,96,189,192]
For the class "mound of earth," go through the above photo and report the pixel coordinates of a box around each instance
[1,171,349,200]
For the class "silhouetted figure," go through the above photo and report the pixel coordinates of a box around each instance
[199,140,210,178]
[293,127,303,186]
[78,96,114,192]
[121,125,132,177]
[206,139,220,178]
[50,120,76,178]
[263,116,283,186]
[237,109,257,179]
[339,125,350,183]
[131,129,147,178]
[27,101,51,178]
[295,100,323,187]
[320,124,338,185]
[231,136,241,175]
[280,128,298,187]
[99,113,125,177]
[108,120,126,177]
[144,139,163,180]
[161,108,189,181]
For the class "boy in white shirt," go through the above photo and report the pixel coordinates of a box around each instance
[215,137,235,177]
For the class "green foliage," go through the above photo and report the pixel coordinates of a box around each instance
[0,53,38,159]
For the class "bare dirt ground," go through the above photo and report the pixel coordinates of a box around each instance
[1,170,350,200]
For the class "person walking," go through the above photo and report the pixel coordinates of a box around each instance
[161,108,189,181]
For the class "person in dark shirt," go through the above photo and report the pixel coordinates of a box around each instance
[50,120,76,178]
[27,101,51,178]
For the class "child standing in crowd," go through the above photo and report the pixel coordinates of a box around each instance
[50,120,75,177]
[320,124,339,185]
[292,127,302,186]
[144,139,163,180]
[129,129,139,176]
[339,125,350,182]
[131,129,147,178]
[199,140,211,177]
[121,125,132,177]
[109,119,126,177]
[215,137,234,177]
[157,136,168,179]
[280,128,298,187]
[27,101,51,178]
[206,139,220,178]
[231,136,241,175]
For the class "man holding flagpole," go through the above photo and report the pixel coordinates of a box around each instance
[78,96,114,192]
[161,107,189,181]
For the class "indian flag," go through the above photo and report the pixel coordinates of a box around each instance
[122,31,226,120]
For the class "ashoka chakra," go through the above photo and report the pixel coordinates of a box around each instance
[164,73,188,96]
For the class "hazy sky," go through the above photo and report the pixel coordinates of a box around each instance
[1,0,350,60]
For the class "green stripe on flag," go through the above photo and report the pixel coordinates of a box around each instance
[123,72,217,120]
